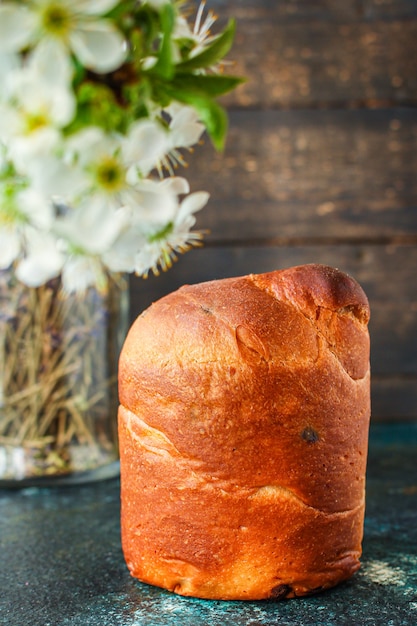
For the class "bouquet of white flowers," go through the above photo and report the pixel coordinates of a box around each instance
[0,0,240,293]
[0,0,240,484]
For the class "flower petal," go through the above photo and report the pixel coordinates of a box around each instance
[177,191,209,222]
[17,188,54,229]
[134,241,163,277]
[171,121,205,148]
[0,5,36,52]
[0,52,20,97]
[75,0,120,16]
[15,233,63,287]
[61,256,104,294]
[29,39,73,86]
[0,104,21,142]
[55,197,124,254]
[159,176,190,196]
[103,222,142,273]
[28,156,88,199]
[65,127,112,165]
[132,180,179,224]
[168,106,205,148]
[0,229,20,268]
[9,129,62,173]
[123,120,169,174]
[69,21,127,72]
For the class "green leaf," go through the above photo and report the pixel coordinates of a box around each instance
[164,86,228,151]
[195,99,228,152]
[152,71,244,149]
[151,3,176,79]
[176,19,236,72]
[105,0,136,20]
[69,82,128,134]
[172,73,244,98]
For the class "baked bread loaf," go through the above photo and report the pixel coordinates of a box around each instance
[118,264,371,600]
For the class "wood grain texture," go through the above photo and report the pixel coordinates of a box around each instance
[131,243,417,304]
[211,0,417,108]
[210,0,417,22]
[371,379,417,421]
[186,108,417,240]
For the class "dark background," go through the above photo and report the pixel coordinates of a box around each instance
[129,0,417,423]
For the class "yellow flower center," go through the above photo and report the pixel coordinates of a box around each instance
[39,2,73,39]
[94,157,125,193]
[25,112,49,134]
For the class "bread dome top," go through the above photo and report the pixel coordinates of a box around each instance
[118,264,370,513]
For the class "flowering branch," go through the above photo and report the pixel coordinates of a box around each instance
[0,0,242,293]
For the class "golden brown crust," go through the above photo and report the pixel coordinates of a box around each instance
[118,264,371,600]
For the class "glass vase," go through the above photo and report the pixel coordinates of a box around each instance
[0,269,129,487]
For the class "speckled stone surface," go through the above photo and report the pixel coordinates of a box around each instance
[1,423,417,626]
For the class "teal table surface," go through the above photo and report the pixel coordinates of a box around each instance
[1,423,417,626]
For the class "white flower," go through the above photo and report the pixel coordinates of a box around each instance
[0,0,126,73]
[160,104,205,173]
[28,36,74,87]
[14,186,54,230]
[169,189,209,248]
[61,255,107,294]
[167,104,205,149]
[0,183,56,277]
[174,2,218,59]
[54,197,127,256]
[101,177,206,277]
[24,155,86,201]
[0,227,20,270]
[159,176,190,196]
[65,122,169,192]
[15,230,63,287]
[52,199,130,293]
[0,1,234,293]
[64,126,126,198]
[0,60,75,172]
[100,178,187,272]
[59,125,175,220]
[6,129,62,175]
[192,2,218,50]
[101,223,143,274]
[0,184,53,236]
[0,51,20,101]
[127,178,180,225]
[133,240,168,278]
[134,189,209,277]
[122,119,170,177]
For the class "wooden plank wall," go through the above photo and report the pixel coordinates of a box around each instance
[130,0,417,423]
